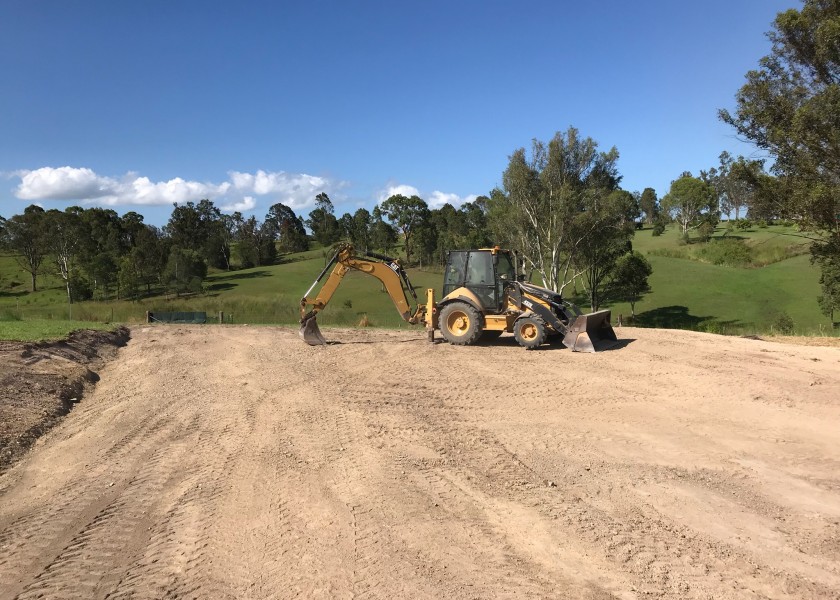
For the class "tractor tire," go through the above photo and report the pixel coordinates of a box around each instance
[439,302,483,346]
[514,315,547,350]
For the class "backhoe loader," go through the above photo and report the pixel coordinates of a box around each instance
[299,244,617,352]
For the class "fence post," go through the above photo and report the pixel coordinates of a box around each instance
[219,311,224,324]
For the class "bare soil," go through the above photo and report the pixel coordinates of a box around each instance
[0,325,838,599]
[0,327,129,473]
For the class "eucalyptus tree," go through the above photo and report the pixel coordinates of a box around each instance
[378,194,430,265]
[661,175,717,235]
[2,205,47,292]
[490,127,622,294]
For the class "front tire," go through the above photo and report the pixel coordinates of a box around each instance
[439,302,483,346]
[514,315,546,350]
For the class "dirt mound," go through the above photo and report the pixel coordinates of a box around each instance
[0,325,838,599]
[0,327,130,472]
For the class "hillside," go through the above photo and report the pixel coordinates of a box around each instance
[0,223,835,336]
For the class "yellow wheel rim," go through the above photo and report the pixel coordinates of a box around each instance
[446,311,470,336]
[520,323,538,341]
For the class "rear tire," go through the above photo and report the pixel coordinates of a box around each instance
[439,302,483,346]
[514,315,546,350]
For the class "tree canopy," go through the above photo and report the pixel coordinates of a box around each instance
[719,0,840,233]
[661,175,717,235]
[489,127,624,294]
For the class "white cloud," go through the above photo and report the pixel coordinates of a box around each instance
[378,182,478,209]
[228,170,331,209]
[377,184,420,203]
[13,166,340,214]
[220,196,257,212]
[16,166,113,200]
[427,191,478,209]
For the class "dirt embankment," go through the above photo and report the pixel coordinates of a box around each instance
[0,325,839,599]
[0,327,129,472]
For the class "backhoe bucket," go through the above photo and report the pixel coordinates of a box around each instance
[299,316,327,345]
[562,309,618,353]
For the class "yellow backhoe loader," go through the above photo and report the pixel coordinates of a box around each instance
[299,244,617,352]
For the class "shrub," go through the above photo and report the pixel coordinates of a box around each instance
[756,219,769,228]
[648,247,690,260]
[772,311,794,335]
[735,219,752,231]
[696,222,714,242]
[69,274,93,302]
[696,238,753,267]
[652,222,665,236]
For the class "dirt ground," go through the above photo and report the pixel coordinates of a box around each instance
[0,325,838,599]
[0,327,129,472]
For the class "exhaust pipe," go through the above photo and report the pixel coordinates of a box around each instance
[562,309,618,352]
[299,315,327,345]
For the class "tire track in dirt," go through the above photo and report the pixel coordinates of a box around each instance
[1,325,838,599]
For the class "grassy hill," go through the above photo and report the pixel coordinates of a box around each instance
[606,223,827,335]
[0,223,836,337]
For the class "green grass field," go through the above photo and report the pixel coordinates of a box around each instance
[0,319,119,342]
[604,223,829,335]
[0,223,836,339]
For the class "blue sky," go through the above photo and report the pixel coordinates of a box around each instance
[0,0,795,226]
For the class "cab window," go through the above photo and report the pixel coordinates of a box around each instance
[465,251,493,285]
[496,252,515,282]
[443,251,467,297]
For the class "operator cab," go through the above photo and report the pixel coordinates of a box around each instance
[443,248,517,312]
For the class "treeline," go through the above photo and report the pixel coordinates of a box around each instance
[0,191,502,304]
[0,199,312,302]
[0,126,657,312]
[638,150,790,240]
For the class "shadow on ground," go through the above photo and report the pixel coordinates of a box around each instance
[632,305,741,332]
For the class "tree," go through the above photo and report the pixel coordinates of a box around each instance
[704,151,764,221]
[266,202,309,253]
[118,252,142,301]
[573,190,636,310]
[489,127,622,293]
[235,216,275,268]
[720,1,840,322]
[611,251,653,319]
[639,188,659,225]
[661,175,717,235]
[307,193,341,247]
[720,0,840,234]
[460,200,491,248]
[370,207,398,253]
[79,207,125,299]
[1,205,47,292]
[812,235,840,323]
[165,199,229,269]
[43,208,86,310]
[378,194,430,265]
[162,247,207,297]
[133,224,168,295]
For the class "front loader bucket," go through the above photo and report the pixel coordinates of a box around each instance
[299,316,327,345]
[562,309,618,353]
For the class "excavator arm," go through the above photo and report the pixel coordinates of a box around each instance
[299,244,426,344]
